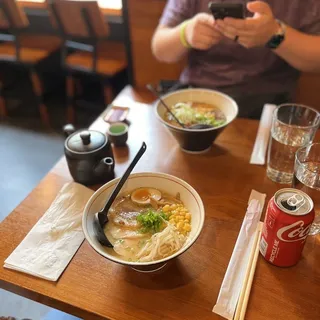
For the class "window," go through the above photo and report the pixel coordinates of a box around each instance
[17,0,122,10]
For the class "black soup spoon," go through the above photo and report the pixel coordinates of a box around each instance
[189,124,214,130]
[94,142,147,247]
[147,84,186,129]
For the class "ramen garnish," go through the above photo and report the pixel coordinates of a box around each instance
[166,101,226,128]
[104,188,191,262]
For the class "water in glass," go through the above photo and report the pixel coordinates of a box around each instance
[267,126,311,184]
[267,104,320,184]
[293,161,320,235]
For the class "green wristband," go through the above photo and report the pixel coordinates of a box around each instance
[180,20,192,49]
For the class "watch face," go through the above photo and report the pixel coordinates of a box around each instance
[266,35,285,49]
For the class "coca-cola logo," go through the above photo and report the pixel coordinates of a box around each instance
[277,221,311,242]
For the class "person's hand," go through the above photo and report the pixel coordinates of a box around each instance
[185,13,223,50]
[215,1,279,48]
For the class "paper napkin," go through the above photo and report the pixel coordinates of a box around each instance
[250,104,277,165]
[4,182,94,281]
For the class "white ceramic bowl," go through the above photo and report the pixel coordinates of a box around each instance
[156,88,239,153]
[82,172,205,271]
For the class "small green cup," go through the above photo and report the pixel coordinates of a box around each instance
[107,122,129,146]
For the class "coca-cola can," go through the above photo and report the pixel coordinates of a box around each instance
[260,188,315,267]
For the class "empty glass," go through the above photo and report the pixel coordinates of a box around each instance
[293,143,320,235]
[267,104,320,184]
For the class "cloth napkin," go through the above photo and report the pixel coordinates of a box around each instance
[212,190,266,320]
[4,182,94,281]
[250,104,277,165]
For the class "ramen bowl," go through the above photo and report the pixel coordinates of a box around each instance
[155,88,238,153]
[82,172,205,272]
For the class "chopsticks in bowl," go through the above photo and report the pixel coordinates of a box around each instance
[234,222,263,320]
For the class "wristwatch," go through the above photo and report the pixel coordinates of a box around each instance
[265,20,286,49]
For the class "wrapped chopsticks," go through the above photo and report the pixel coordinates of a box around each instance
[212,190,266,320]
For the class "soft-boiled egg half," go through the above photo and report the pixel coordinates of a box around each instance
[131,188,162,205]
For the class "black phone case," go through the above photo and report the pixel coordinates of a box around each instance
[208,3,244,20]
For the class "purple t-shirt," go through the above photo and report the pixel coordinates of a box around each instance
[160,0,320,96]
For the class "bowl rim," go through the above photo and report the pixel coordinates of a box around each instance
[155,88,239,132]
[82,172,205,266]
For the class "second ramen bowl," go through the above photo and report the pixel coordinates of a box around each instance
[155,88,239,153]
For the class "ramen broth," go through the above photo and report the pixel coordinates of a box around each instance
[103,188,191,262]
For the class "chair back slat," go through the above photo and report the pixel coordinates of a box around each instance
[0,0,29,30]
[0,8,9,29]
[49,0,109,39]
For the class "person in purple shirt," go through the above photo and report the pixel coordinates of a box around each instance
[152,0,320,118]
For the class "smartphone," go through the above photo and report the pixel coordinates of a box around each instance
[208,3,244,20]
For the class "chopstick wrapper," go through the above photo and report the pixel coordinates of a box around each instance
[212,190,266,320]
[250,104,276,165]
[4,182,94,281]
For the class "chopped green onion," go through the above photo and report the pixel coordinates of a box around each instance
[137,209,168,234]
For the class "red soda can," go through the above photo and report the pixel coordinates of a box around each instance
[260,188,315,267]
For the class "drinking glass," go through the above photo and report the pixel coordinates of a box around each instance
[267,104,320,184]
[293,143,320,235]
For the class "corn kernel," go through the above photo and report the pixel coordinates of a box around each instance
[170,204,177,210]
[163,205,170,212]
[184,219,189,223]
[185,213,191,221]
[177,221,184,229]
[183,224,191,232]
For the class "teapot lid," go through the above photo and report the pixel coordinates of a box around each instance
[66,130,107,153]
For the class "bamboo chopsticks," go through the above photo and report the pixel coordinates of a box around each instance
[234,222,263,320]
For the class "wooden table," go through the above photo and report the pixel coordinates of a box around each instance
[0,86,319,320]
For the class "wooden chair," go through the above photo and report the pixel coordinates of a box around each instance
[123,0,185,88]
[0,0,61,125]
[48,0,127,124]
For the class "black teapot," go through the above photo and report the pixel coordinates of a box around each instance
[64,124,115,185]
